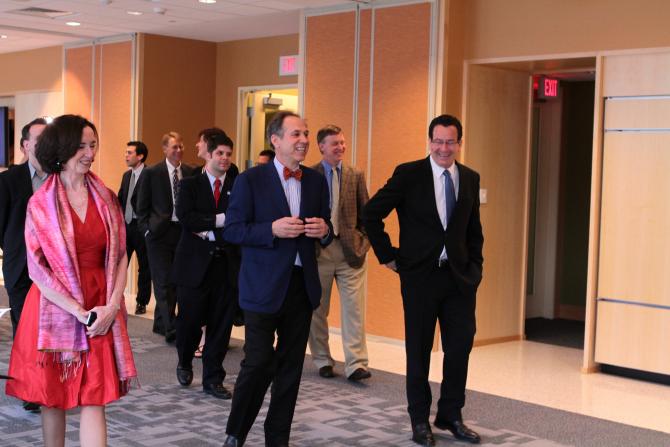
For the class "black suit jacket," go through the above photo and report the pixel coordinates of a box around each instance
[363,158,484,293]
[136,161,195,238]
[0,163,33,290]
[117,166,146,216]
[172,170,240,288]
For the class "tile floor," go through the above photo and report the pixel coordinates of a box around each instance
[128,298,670,435]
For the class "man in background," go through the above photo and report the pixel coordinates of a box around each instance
[308,125,372,382]
[0,117,47,413]
[136,131,195,343]
[256,149,275,165]
[118,141,152,315]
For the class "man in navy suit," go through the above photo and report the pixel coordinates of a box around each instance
[364,115,483,446]
[172,132,239,399]
[222,111,332,447]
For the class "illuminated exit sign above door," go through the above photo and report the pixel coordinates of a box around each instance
[279,55,299,76]
[538,76,559,99]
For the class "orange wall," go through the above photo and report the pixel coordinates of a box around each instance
[139,34,217,166]
[215,34,299,147]
[462,0,670,60]
[0,46,62,95]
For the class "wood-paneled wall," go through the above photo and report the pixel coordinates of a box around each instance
[64,40,133,191]
[304,2,433,340]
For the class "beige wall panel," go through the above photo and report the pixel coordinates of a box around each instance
[0,46,62,96]
[215,34,299,153]
[64,46,93,119]
[140,34,216,166]
[97,41,133,191]
[303,12,356,167]
[464,64,530,341]
[598,133,670,306]
[366,3,431,340]
[605,98,670,130]
[603,52,670,97]
[463,0,670,60]
[595,300,670,375]
[355,9,372,174]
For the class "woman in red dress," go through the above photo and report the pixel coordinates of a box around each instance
[6,114,137,447]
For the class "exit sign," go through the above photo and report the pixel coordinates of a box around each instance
[279,55,299,76]
[538,76,559,99]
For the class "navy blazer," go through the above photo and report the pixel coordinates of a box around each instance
[222,162,333,313]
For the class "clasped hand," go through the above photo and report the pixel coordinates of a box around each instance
[78,304,117,337]
[272,216,328,239]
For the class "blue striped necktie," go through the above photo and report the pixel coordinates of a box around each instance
[444,169,456,225]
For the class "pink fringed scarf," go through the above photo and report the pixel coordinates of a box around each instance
[24,171,137,388]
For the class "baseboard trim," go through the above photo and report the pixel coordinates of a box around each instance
[473,334,522,347]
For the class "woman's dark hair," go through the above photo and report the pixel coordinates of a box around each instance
[36,114,98,174]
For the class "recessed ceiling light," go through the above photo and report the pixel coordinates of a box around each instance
[127,10,142,15]
[0,35,7,39]
[199,0,217,4]
[66,21,80,26]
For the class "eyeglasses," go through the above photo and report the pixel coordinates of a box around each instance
[431,139,460,148]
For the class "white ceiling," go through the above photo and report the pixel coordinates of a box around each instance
[0,0,366,54]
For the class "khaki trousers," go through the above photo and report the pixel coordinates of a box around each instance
[308,238,369,377]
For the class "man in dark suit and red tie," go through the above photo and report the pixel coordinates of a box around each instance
[171,132,239,399]
[222,111,332,447]
[118,141,152,315]
[363,114,484,446]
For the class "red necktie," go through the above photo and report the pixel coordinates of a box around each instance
[213,179,221,207]
[283,166,302,181]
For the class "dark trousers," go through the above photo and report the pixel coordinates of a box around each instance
[7,270,31,338]
[401,264,476,426]
[176,253,235,386]
[126,219,152,306]
[145,223,180,337]
[226,268,313,447]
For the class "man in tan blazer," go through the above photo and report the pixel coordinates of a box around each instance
[308,125,372,381]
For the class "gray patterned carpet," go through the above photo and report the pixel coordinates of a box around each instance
[1,292,669,446]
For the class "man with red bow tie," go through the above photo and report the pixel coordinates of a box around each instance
[222,111,333,447]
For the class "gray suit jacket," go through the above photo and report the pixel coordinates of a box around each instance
[312,162,370,268]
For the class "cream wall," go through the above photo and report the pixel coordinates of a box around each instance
[13,91,64,162]
[463,0,670,60]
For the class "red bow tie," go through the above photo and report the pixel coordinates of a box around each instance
[283,166,303,181]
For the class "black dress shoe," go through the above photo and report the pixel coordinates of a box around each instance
[434,419,481,444]
[223,434,244,446]
[176,366,193,386]
[318,365,335,378]
[347,368,371,382]
[411,422,435,446]
[165,329,177,344]
[135,303,146,315]
[22,401,40,413]
[203,383,232,399]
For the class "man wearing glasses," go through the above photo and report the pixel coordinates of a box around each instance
[363,115,483,446]
[136,131,195,343]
